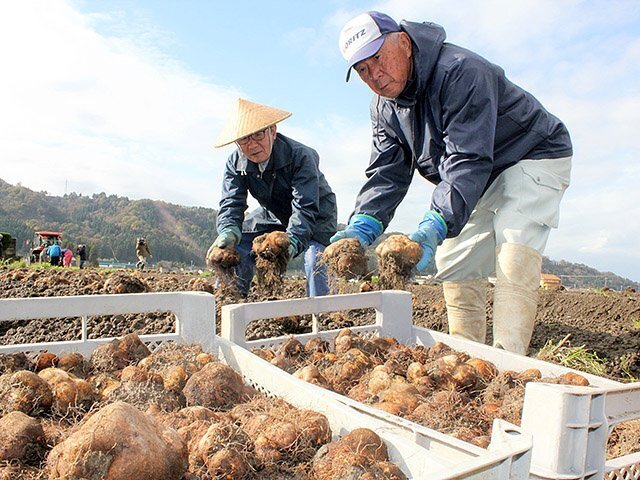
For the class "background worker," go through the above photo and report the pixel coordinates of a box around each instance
[76,244,87,269]
[208,98,337,297]
[62,247,74,267]
[135,237,152,270]
[46,242,62,266]
[334,12,572,355]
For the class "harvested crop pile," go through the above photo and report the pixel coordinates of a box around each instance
[321,238,369,288]
[375,234,422,289]
[252,231,291,295]
[0,333,406,479]
[257,330,604,449]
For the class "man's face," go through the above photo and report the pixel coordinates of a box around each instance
[236,125,276,163]
[354,32,413,98]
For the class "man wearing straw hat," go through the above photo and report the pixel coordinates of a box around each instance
[333,12,572,355]
[209,98,337,297]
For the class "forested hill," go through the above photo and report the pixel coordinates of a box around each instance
[0,178,216,266]
[1,179,638,289]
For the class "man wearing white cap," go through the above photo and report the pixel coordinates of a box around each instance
[210,98,337,297]
[334,12,573,355]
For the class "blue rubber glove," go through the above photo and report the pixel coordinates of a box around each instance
[330,214,384,247]
[409,211,448,271]
[288,235,300,258]
[213,226,241,248]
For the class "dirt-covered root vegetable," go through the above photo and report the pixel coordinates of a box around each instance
[451,363,480,390]
[90,332,151,373]
[304,337,330,354]
[0,411,47,464]
[137,343,206,391]
[190,421,252,479]
[374,383,421,416]
[206,246,242,297]
[57,352,90,378]
[108,365,185,412]
[375,234,422,289]
[35,352,58,371]
[252,231,291,294]
[321,238,369,281]
[466,358,499,383]
[323,348,378,395]
[37,368,98,414]
[409,389,487,440]
[237,397,331,466]
[311,428,407,480]
[0,370,53,416]
[559,372,590,386]
[333,328,368,355]
[183,362,255,410]
[206,246,241,270]
[47,401,188,480]
[277,336,305,358]
[293,364,330,388]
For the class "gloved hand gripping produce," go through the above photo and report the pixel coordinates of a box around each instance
[213,226,242,248]
[409,211,448,271]
[329,214,383,247]
[287,235,301,258]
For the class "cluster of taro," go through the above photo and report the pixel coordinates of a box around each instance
[0,333,407,480]
[207,232,425,297]
[254,329,590,447]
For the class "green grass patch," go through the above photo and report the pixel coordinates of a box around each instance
[632,318,640,330]
[537,339,608,377]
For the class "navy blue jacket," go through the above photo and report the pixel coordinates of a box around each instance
[353,21,573,237]
[216,133,337,248]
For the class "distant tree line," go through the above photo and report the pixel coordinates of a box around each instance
[0,179,215,267]
[1,178,638,289]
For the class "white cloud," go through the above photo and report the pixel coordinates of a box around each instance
[0,0,239,207]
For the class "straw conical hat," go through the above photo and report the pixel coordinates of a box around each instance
[214,98,292,148]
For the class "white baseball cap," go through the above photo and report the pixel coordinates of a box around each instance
[339,11,401,81]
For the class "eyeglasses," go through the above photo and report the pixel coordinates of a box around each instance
[236,127,270,146]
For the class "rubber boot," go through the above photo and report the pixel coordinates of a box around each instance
[492,243,542,355]
[442,279,487,343]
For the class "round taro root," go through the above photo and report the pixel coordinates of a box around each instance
[375,234,422,289]
[206,246,241,297]
[252,231,291,294]
[206,246,240,270]
[312,428,407,480]
[321,238,368,281]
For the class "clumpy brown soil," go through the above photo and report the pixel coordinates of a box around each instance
[252,231,291,296]
[0,267,639,381]
[205,246,242,300]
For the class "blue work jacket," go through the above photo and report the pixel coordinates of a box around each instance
[216,133,337,248]
[352,21,573,237]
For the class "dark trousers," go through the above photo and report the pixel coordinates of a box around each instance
[234,231,329,297]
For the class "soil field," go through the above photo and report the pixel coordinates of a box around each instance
[1,267,639,381]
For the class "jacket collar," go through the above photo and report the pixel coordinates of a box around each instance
[393,21,446,107]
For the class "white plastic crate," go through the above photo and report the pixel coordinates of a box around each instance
[0,292,532,480]
[220,290,640,480]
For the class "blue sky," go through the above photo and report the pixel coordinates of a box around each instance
[1,0,640,282]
